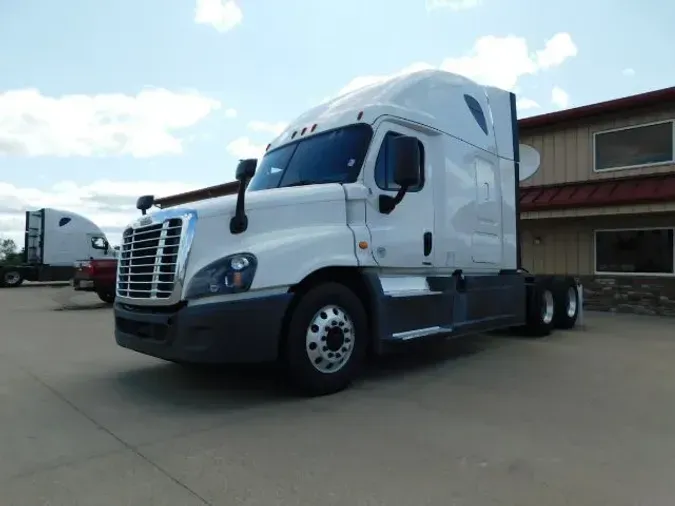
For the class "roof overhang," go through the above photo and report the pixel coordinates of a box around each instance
[520,174,675,212]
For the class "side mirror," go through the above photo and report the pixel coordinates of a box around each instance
[230,158,257,235]
[391,136,421,187]
[235,159,257,182]
[136,195,155,215]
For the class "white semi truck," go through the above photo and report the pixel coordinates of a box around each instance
[1,208,115,288]
[114,69,581,395]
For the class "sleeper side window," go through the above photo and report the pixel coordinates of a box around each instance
[464,94,489,135]
[374,132,425,192]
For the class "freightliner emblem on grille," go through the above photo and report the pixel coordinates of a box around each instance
[138,216,152,226]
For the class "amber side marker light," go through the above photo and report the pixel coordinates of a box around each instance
[358,241,368,250]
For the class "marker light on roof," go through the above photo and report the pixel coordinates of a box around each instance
[311,123,317,132]
[291,131,297,139]
[357,111,363,120]
[301,127,307,135]
[266,144,271,152]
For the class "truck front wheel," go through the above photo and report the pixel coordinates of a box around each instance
[284,282,368,396]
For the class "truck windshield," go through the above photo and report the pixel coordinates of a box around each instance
[247,124,373,192]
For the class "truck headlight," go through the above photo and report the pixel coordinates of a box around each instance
[185,253,257,299]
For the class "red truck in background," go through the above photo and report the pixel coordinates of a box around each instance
[73,258,117,303]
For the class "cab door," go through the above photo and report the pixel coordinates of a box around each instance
[364,122,436,270]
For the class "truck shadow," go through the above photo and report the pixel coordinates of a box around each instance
[48,286,113,311]
[54,302,112,311]
[110,335,502,413]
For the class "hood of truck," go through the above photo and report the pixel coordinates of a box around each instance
[178,183,347,219]
[181,182,360,293]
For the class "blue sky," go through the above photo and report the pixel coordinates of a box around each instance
[0,0,673,244]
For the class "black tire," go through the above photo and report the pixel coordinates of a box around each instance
[552,279,579,330]
[97,290,115,304]
[0,269,24,288]
[522,280,556,338]
[284,282,368,397]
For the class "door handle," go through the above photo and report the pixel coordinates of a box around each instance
[423,231,433,257]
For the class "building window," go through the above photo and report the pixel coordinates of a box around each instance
[374,132,425,192]
[464,95,488,135]
[594,121,674,172]
[595,228,674,275]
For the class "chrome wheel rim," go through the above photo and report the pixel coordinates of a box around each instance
[306,304,354,374]
[541,289,554,325]
[566,286,577,318]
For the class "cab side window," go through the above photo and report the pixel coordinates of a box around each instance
[374,132,425,192]
[91,237,108,250]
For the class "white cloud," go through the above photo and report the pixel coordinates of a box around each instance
[225,120,289,160]
[534,33,578,69]
[194,0,243,32]
[247,120,289,136]
[226,137,267,160]
[0,179,200,247]
[224,108,238,118]
[516,98,540,111]
[426,0,481,10]
[551,86,570,109]
[0,88,222,158]
[335,32,578,97]
[622,67,636,77]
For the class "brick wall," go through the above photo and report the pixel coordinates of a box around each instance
[578,275,675,317]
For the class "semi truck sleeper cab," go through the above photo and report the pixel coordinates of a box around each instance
[113,69,581,396]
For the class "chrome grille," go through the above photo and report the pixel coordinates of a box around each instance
[117,218,183,299]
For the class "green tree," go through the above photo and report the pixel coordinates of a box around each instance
[0,238,23,265]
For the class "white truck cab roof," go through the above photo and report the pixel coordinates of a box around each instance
[267,69,516,163]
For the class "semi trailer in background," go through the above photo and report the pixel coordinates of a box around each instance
[113,69,582,396]
[0,208,115,288]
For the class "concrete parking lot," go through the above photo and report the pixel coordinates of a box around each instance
[1,286,675,506]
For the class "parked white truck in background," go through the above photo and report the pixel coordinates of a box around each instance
[114,69,581,395]
[0,208,116,287]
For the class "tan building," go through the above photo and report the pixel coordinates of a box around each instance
[519,86,675,316]
[156,86,675,316]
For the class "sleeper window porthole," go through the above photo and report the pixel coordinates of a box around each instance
[464,95,488,135]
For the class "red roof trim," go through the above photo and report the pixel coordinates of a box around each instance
[520,173,675,212]
[518,86,675,130]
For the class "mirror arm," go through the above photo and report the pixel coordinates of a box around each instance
[229,179,249,234]
[378,184,410,215]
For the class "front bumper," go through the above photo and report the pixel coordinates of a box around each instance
[114,293,293,364]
